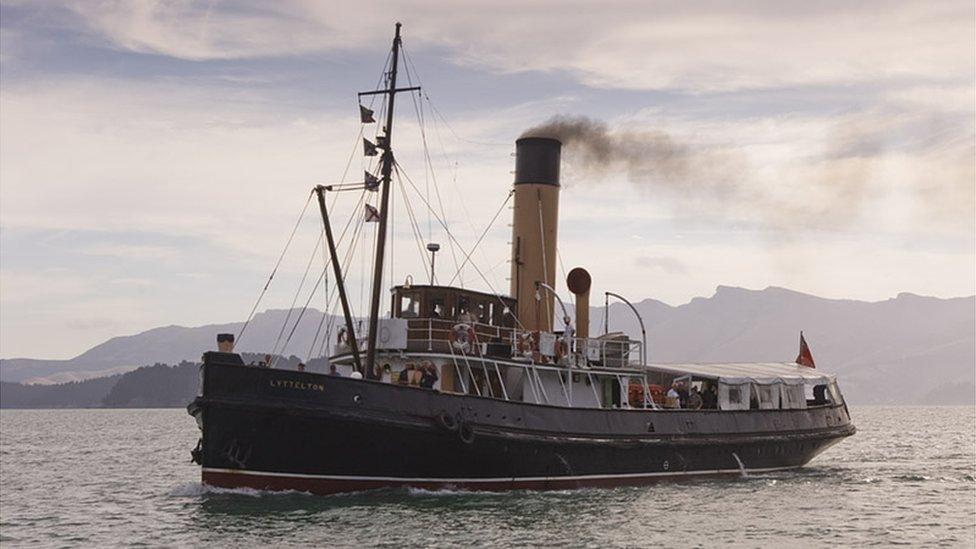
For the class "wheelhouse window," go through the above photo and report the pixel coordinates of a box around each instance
[399,293,421,318]
[431,297,446,318]
[476,301,489,324]
[391,285,517,329]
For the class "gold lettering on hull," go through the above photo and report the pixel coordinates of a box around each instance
[269,379,325,392]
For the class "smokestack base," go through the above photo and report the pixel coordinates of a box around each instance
[514,137,561,186]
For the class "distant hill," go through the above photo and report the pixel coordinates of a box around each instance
[0,375,122,408]
[0,309,327,383]
[0,354,303,409]
[594,287,975,405]
[2,286,973,404]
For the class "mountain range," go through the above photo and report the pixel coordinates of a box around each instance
[2,286,973,405]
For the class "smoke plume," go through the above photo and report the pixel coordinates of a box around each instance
[520,114,974,235]
[521,115,757,218]
[520,114,902,235]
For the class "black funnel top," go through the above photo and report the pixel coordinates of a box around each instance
[514,137,561,186]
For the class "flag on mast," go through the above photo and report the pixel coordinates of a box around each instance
[795,331,816,368]
[359,105,375,123]
[363,138,378,157]
[365,204,380,222]
[364,171,380,191]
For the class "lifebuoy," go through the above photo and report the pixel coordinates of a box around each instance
[449,323,476,353]
[628,382,645,407]
[647,384,666,406]
[458,422,475,444]
[436,411,458,432]
[516,331,537,357]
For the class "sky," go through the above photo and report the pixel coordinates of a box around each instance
[1,0,973,359]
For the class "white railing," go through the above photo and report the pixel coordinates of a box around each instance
[395,318,643,369]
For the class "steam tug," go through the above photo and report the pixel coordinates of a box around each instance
[187,24,855,494]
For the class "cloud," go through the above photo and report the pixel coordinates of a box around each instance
[42,1,974,93]
[1,1,973,359]
[523,108,974,234]
[634,255,689,275]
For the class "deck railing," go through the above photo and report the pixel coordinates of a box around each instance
[399,318,643,369]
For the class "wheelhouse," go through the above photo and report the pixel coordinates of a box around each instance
[392,285,517,328]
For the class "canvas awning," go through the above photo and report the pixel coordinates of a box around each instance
[645,362,834,386]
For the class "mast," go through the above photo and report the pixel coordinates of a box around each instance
[314,185,362,373]
[364,22,403,379]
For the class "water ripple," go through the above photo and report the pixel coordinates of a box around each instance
[0,406,973,547]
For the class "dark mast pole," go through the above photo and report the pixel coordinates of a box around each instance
[314,185,362,373]
[364,23,402,379]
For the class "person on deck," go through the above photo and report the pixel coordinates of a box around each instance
[457,308,477,325]
[329,365,339,376]
[297,362,306,372]
[687,386,703,410]
[666,384,680,409]
[702,383,717,409]
[676,381,689,408]
[419,362,439,389]
[398,364,413,385]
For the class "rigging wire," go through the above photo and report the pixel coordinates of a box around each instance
[537,196,552,330]
[395,159,526,330]
[401,52,433,243]
[402,46,508,147]
[555,246,575,321]
[306,231,332,362]
[446,189,514,286]
[285,189,368,362]
[394,166,437,281]
[247,48,392,362]
[403,46,505,288]
[269,231,323,366]
[398,45,462,282]
[236,190,314,346]
[275,268,327,362]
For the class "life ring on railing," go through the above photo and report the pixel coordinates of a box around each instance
[647,384,665,406]
[449,323,476,353]
[628,383,645,408]
[516,332,534,357]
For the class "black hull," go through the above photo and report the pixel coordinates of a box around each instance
[188,361,854,495]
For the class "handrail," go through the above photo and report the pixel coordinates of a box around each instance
[397,317,644,369]
[605,291,648,366]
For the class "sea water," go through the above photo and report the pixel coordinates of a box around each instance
[1,406,973,547]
